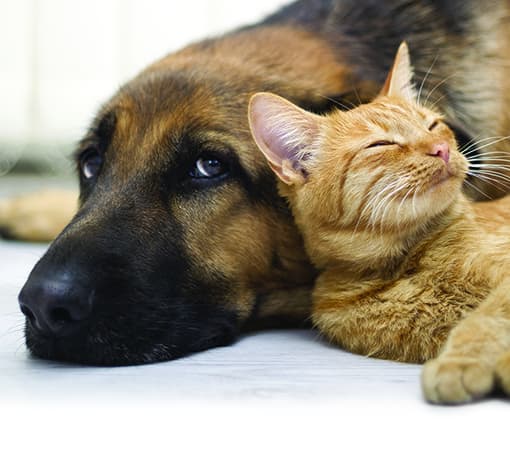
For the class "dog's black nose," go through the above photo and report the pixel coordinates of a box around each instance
[19,272,93,338]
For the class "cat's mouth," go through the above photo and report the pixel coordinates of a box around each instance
[411,163,461,198]
[431,167,452,186]
[423,163,463,195]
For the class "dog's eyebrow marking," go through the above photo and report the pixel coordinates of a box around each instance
[94,111,117,149]
[74,111,118,161]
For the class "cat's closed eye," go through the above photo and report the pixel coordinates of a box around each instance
[428,120,440,131]
[366,140,396,149]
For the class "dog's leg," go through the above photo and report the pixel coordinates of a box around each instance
[0,190,77,242]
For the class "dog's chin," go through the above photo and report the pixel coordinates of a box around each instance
[24,314,239,366]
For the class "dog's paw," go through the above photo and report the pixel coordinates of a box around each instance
[422,356,495,404]
[0,190,77,242]
[495,350,510,395]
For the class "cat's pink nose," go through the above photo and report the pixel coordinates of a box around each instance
[427,142,450,163]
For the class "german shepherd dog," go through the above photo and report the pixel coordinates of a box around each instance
[2,0,510,365]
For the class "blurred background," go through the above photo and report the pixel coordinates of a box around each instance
[0,0,288,194]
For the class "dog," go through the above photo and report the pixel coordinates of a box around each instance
[2,0,509,365]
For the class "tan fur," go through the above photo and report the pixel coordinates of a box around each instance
[171,185,313,323]
[0,190,77,242]
[148,26,351,101]
[92,26,341,324]
[5,4,510,243]
[249,44,510,403]
[407,2,510,199]
[3,3,510,366]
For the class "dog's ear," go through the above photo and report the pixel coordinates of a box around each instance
[248,92,322,185]
[380,42,416,102]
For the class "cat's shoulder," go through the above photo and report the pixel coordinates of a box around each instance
[472,195,510,230]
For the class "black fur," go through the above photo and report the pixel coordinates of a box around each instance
[21,0,496,365]
[23,178,239,365]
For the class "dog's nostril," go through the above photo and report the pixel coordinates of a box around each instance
[50,307,75,325]
[19,271,93,338]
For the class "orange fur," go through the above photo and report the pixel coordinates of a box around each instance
[249,43,510,404]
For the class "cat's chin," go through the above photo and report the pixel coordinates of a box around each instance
[422,167,464,198]
[432,169,454,186]
[395,173,463,227]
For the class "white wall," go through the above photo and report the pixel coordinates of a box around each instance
[0,0,289,170]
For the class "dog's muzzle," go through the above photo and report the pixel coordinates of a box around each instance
[19,264,93,339]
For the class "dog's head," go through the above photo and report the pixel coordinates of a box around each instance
[18,27,356,365]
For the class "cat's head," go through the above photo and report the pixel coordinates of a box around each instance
[248,43,468,262]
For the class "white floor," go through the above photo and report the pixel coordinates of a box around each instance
[0,215,506,467]
[2,239,509,406]
[0,240,423,401]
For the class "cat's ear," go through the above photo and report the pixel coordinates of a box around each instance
[380,42,416,101]
[248,92,321,185]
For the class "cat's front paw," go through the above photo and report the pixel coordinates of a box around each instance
[421,357,494,404]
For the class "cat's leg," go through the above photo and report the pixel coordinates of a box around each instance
[0,190,77,242]
[422,280,510,404]
[495,350,510,395]
[311,271,461,363]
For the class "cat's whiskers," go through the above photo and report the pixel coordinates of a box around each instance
[460,135,504,154]
[350,179,400,240]
[370,177,410,235]
[469,161,510,168]
[468,168,510,187]
[468,167,509,178]
[468,158,510,166]
[378,186,408,237]
[410,178,422,220]
[395,184,416,230]
[423,72,458,108]
[469,173,510,191]
[463,136,510,156]
[427,94,447,111]
[352,86,362,106]
[316,93,356,112]
[467,174,508,193]
[462,177,493,200]
[468,162,510,169]
[417,54,439,107]
[466,153,510,186]
[459,132,486,154]
[366,180,401,229]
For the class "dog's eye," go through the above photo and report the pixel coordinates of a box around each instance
[190,155,228,179]
[366,140,395,148]
[80,150,103,179]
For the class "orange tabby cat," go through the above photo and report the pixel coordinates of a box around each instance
[248,43,510,404]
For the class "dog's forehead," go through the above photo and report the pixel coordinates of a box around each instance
[95,70,263,179]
